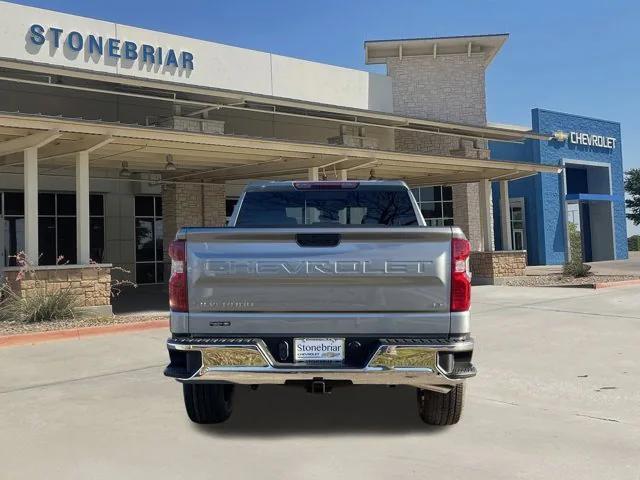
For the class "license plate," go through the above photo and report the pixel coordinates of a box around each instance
[294,338,345,362]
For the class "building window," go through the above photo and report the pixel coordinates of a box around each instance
[134,196,163,284]
[226,197,239,224]
[1,192,104,266]
[411,186,454,226]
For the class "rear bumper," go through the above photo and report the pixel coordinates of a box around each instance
[165,337,476,390]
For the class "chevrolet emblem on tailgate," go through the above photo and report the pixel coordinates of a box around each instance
[204,260,433,276]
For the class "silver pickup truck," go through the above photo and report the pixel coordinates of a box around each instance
[165,180,475,426]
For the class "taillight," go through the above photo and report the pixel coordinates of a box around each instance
[451,238,471,312]
[168,239,188,312]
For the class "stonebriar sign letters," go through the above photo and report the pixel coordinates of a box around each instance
[28,24,195,70]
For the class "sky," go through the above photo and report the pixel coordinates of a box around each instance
[10,0,640,234]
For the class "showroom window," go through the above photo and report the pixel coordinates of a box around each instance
[226,197,239,224]
[134,196,164,284]
[411,186,454,226]
[1,192,104,266]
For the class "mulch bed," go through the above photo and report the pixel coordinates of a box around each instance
[0,313,169,336]
[501,275,640,287]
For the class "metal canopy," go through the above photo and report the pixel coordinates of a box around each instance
[0,112,560,186]
[0,60,549,143]
[365,34,510,66]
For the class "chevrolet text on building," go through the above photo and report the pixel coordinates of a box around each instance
[28,24,194,70]
[552,130,617,149]
[569,131,616,149]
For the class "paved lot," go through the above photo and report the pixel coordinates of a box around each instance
[1,285,639,479]
[586,251,640,275]
[526,251,640,276]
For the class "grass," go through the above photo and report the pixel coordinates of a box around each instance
[0,284,80,323]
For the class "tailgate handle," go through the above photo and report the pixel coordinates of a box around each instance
[296,233,341,247]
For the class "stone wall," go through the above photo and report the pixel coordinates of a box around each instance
[387,54,487,124]
[385,53,491,247]
[4,264,112,309]
[453,183,483,252]
[162,182,226,260]
[470,251,527,284]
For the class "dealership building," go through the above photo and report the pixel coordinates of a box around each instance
[0,1,628,312]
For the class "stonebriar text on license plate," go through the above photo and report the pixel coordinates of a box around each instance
[294,338,345,362]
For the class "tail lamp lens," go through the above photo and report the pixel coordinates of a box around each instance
[451,238,471,312]
[168,239,188,312]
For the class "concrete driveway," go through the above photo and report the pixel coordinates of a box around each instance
[1,285,638,479]
[586,251,640,275]
[526,251,640,276]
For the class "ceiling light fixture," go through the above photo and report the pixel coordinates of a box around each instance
[119,161,131,178]
[165,154,177,171]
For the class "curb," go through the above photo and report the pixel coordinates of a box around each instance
[0,319,169,348]
[591,279,640,290]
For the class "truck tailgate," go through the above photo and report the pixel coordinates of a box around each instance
[185,227,452,335]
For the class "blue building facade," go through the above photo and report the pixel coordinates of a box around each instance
[490,109,628,265]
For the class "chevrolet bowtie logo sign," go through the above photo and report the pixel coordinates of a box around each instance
[552,130,616,150]
[552,131,569,142]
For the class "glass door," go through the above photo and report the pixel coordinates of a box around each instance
[509,198,527,251]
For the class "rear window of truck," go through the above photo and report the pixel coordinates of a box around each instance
[235,186,419,227]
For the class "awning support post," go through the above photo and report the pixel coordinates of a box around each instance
[308,167,319,181]
[24,147,39,265]
[76,150,91,264]
[338,169,348,180]
[500,180,513,251]
[478,179,494,252]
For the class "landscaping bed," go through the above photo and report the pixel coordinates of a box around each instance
[0,313,169,336]
[501,274,640,287]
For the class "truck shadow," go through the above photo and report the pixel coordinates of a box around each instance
[194,385,447,436]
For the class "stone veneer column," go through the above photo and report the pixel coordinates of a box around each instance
[162,182,226,261]
[203,183,227,226]
[469,251,527,285]
[386,54,492,248]
[453,182,483,251]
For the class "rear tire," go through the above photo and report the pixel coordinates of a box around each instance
[183,383,234,424]
[417,383,465,426]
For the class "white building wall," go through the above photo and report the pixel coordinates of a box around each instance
[0,1,392,112]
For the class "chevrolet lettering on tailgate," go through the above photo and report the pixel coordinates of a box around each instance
[204,260,434,276]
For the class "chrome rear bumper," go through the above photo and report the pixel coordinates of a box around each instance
[166,338,475,390]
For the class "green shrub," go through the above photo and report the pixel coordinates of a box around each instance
[629,235,640,252]
[0,284,79,323]
[562,221,592,277]
[562,261,592,278]
[567,222,583,262]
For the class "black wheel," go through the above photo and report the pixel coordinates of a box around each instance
[417,383,465,426]
[182,383,235,424]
